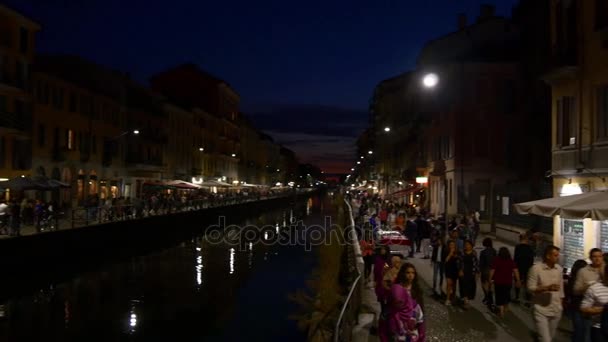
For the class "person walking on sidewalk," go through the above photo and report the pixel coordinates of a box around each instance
[480,238,497,308]
[528,245,565,342]
[514,233,535,304]
[490,247,521,317]
[444,240,461,306]
[572,248,604,342]
[566,259,592,342]
[405,217,418,258]
[360,232,375,282]
[431,225,446,296]
[459,240,480,309]
[580,263,608,342]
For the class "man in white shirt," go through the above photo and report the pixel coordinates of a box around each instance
[0,199,7,233]
[527,245,565,342]
[580,263,608,342]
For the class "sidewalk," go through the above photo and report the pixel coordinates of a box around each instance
[406,233,571,342]
[357,232,571,342]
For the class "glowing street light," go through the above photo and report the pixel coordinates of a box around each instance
[231,153,236,157]
[351,168,355,171]
[422,73,439,88]
[384,127,391,132]
[133,130,140,135]
[357,161,361,164]
[199,147,204,151]
[368,150,373,155]
[360,156,364,159]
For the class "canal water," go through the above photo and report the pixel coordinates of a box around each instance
[0,192,338,341]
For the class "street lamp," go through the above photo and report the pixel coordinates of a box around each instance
[199,147,204,151]
[231,153,236,157]
[368,150,373,155]
[351,168,355,171]
[384,127,391,132]
[357,161,361,165]
[422,73,439,88]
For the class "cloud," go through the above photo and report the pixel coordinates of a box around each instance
[246,104,367,173]
[248,104,367,138]
[263,131,357,173]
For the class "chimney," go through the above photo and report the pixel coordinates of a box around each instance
[458,13,467,30]
[478,4,495,22]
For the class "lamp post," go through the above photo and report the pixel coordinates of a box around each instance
[421,72,449,233]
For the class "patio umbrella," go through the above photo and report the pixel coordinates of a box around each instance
[165,180,201,190]
[32,176,70,189]
[513,191,608,220]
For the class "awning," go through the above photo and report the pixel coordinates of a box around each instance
[0,177,50,191]
[513,191,608,221]
[165,180,201,190]
[199,180,233,187]
[389,187,421,197]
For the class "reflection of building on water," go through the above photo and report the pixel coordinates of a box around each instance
[276,223,280,234]
[229,248,235,275]
[195,246,203,287]
[306,199,312,215]
[248,242,253,269]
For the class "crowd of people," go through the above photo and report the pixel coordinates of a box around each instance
[350,191,608,342]
[0,198,57,236]
[0,187,299,234]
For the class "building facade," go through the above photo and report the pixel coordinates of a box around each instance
[0,5,39,181]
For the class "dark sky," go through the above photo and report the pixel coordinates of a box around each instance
[5,0,518,174]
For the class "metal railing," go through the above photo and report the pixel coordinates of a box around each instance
[68,190,311,229]
[334,198,363,342]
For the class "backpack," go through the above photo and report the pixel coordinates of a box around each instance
[602,303,608,337]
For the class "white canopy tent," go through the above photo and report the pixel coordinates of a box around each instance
[513,191,608,221]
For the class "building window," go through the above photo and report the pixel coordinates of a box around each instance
[38,124,45,147]
[19,27,28,54]
[0,95,6,113]
[596,0,608,30]
[597,86,608,140]
[556,96,577,146]
[69,92,77,112]
[67,129,74,150]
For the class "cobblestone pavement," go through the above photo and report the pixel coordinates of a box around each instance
[364,236,571,342]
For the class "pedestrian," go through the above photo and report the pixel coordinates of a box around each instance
[360,231,375,282]
[379,254,403,342]
[567,259,592,342]
[394,213,405,232]
[490,247,521,317]
[405,217,418,258]
[431,227,446,297]
[459,240,480,309]
[0,199,8,234]
[444,240,461,306]
[479,237,497,308]
[9,199,21,236]
[580,263,608,342]
[572,248,604,342]
[513,233,535,304]
[415,215,426,254]
[389,263,426,342]
[527,245,565,342]
[420,218,432,259]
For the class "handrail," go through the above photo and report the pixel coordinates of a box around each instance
[334,197,362,342]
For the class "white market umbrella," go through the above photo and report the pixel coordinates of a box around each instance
[513,191,608,220]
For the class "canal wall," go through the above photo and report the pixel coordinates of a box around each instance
[0,192,315,285]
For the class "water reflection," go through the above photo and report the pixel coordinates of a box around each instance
[0,195,324,341]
